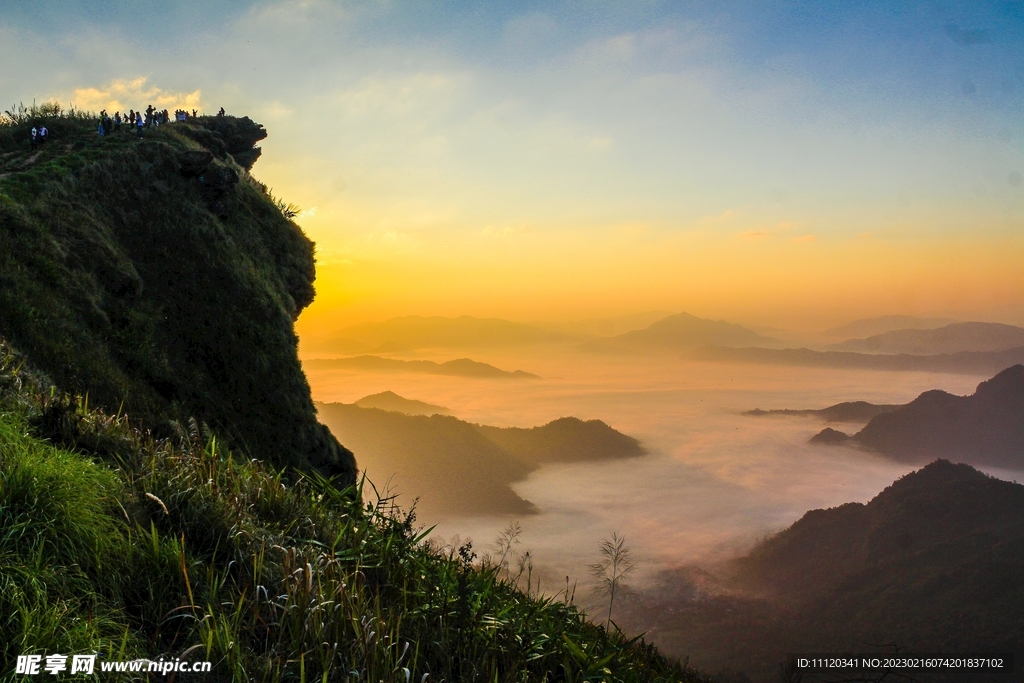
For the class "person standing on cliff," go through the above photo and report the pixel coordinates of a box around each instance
[136,113,144,138]
[30,126,38,149]
[39,125,47,145]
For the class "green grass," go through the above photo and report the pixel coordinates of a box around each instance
[0,343,710,682]
[0,105,354,484]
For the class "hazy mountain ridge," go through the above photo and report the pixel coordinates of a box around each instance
[812,365,1024,468]
[304,355,539,378]
[0,113,354,482]
[692,344,1024,375]
[536,311,674,338]
[621,460,1024,681]
[582,312,782,354]
[819,315,958,339]
[353,390,451,415]
[306,315,570,353]
[316,402,645,518]
[829,321,1024,355]
[744,400,902,422]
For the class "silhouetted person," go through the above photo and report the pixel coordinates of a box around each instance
[39,125,47,144]
[218,107,225,116]
[30,126,38,149]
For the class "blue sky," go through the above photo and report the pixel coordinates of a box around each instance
[2,1,1022,327]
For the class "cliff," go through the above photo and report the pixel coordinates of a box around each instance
[0,111,354,483]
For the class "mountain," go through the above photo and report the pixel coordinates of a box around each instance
[0,112,353,482]
[303,355,539,378]
[820,315,958,339]
[306,315,569,353]
[0,108,697,683]
[692,344,1024,375]
[619,461,1024,681]
[582,312,781,354]
[745,400,902,422]
[353,390,451,415]
[812,365,1024,468]
[829,321,1024,354]
[477,417,646,466]
[537,310,673,338]
[0,347,695,683]
[316,403,644,518]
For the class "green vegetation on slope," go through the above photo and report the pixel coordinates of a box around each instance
[0,105,353,482]
[0,343,707,682]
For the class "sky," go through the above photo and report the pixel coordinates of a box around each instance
[2,0,1023,332]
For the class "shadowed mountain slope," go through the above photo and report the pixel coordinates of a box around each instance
[621,461,1024,681]
[316,403,644,518]
[829,321,1024,354]
[811,365,1024,468]
[353,391,451,415]
[583,312,780,354]
[0,113,354,482]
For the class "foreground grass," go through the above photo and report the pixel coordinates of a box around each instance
[0,343,709,683]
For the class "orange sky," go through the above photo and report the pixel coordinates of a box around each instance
[14,2,1021,334]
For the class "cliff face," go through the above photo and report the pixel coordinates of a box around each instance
[0,114,355,484]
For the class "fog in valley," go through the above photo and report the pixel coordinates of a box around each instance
[301,315,1018,596]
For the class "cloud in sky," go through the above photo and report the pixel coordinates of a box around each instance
[2,1,1022,324]
[68,77,203,113]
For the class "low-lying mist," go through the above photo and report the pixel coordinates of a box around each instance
[303,347,1004,601]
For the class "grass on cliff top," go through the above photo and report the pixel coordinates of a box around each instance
[0,343,709,683]
[0,102,352,481]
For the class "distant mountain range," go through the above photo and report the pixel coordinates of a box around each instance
[828,321,1024,355]
[536,311,673,338]
[819,314,958,340]
[582,312,781,353]
[810,365,1024,469]
[692,344,1024,375]
[316,401,644,518]
[304,355,539,379]
[619,460,1024,680]
[305,315,569,353]
[353,391,451,415]
[745,400,902,422]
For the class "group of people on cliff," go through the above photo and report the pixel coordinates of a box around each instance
[95,106,202,138]
[28,105,221,147]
